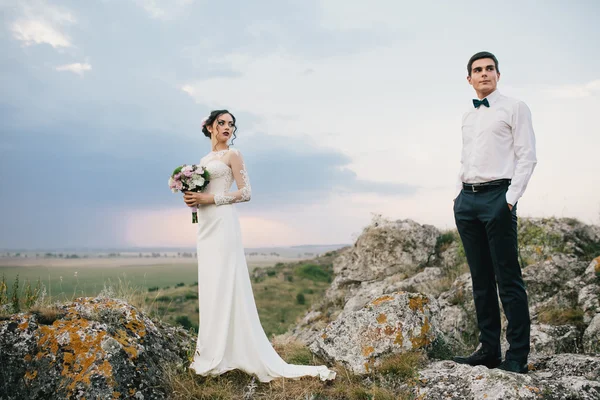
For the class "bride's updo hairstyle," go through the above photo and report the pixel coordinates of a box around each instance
[202,109,237,145]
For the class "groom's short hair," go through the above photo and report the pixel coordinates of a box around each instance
[467,51,499,76]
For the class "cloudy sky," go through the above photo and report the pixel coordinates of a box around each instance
[1,0,599,249]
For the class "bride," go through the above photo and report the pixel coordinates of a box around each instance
[183,109,336,382]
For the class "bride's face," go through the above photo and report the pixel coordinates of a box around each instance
[209,113,236,144]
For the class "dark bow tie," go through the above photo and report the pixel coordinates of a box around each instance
[473,98,490,108]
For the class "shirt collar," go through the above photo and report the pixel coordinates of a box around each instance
[483,89,501,106]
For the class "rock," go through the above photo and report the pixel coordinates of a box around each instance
[583,313,600,353]
[331,268,445,318]
[411,354,600,400]
[518,218,600,266]
[530,324,581,355]
[396,267,444,293]
[523,254,589,304]
[436,273,477,350]
[331,217,439,288]
[310,292,441,374]
[0,297,192,400]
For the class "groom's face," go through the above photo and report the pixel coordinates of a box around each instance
[467,58,500,95]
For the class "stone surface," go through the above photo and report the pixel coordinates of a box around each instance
[411,354,600,400]
[0,297,192,400]
[310,292,440,374]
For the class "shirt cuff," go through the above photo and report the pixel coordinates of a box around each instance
[505,190,520,206]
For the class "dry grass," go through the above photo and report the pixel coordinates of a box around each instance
[162,341,420,400]
[376,351,426,380]
[537,306,585,328]
[28,304,65,325]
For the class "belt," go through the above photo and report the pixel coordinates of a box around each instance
[463,179,511,193]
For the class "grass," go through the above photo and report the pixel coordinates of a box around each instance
[0,255,335,338]
[537,306,585,328]
[0,264,198,303]
[162,340,421,400]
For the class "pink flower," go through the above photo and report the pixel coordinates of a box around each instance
[183,169,193,177]
[201,117,208,128]
[174,173,182,180]
[175,181,183,191]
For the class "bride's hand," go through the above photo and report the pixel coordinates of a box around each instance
[184,192,214,206]
[183,192,200,207]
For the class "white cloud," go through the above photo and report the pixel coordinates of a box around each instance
[9,0,75,48]
[133,0,195,20]
[544,80,600,99]
[55,62,92,76]
[179,49,465,189]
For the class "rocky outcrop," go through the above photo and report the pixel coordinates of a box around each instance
[411,354,600,400]
[0,297,192,400]
[310,292,440,374]
[288,216,600,395]
[517,218,600,266]
[327,218,440,306]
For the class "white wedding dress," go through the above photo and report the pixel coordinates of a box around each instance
[189,148,336,382]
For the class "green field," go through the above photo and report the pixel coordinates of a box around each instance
[0,264,198,302]
[0,253,338,338]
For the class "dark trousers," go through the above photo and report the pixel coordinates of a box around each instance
[454,185,530,361]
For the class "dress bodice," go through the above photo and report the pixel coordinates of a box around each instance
[199,149,251,206]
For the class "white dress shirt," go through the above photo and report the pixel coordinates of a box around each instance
[455,89,537,206]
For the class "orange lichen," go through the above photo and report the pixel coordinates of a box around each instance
[525,386,541,393]
[408,295,429,312]
[371,295,395,306]
[594,257,600,274]
[33,301,121,397]
[363,357,375,373]
[394,331,404,346]
[24,370,38,380]
[362,346,375,357]
[16,298,152,398]
[384,326,395,336]
[114,329,139,359]
[125,309,147,338]
[113,392,121,400]
[321,333,328,339]
[376,313,387,324]
[409,317,432,348]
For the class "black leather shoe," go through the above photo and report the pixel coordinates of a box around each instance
[498,359,528,374]
[453,347,502,369]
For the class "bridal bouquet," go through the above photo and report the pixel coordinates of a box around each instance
[169,164,210,223]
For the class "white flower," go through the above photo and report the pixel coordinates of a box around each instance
[192,177,205,187]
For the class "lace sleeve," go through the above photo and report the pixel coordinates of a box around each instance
[214,149,252,206]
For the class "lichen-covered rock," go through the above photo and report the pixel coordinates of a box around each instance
[580,257,600,324]
[583,313,600,353]
[433,273,477,352]
[332,217,439,287]
[411,354,600,400]
[523,254,589,304]
[517,218,600,266]
[396,267,444,293]
[0,297,192,400]
[529,324,581,355]
[310,292,441,374]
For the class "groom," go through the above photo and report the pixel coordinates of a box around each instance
[452,51,537,373]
